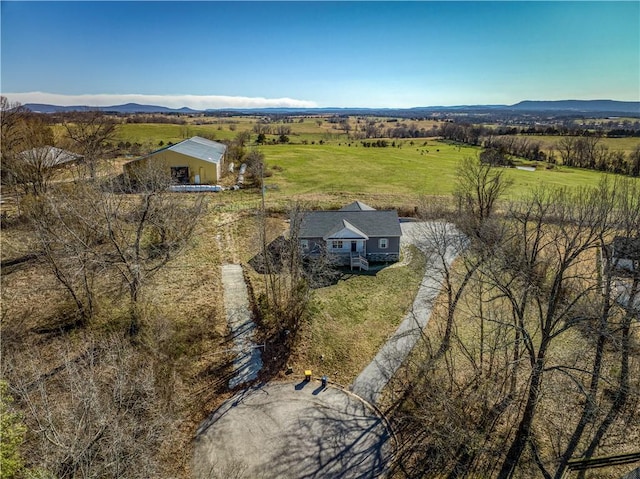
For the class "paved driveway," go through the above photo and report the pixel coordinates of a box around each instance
[193,222,462,478]
[192,382,392,479]
[350,221,462,404]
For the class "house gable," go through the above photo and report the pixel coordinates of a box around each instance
[323,219,369,240]
[339,201,376,212]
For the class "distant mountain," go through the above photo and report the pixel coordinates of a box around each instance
[24,102,197,114]
[510,100,639,114]
[23,99,639,116]
[104,103,198,113]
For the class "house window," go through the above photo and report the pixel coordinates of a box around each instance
[331,240,343,250]
[301,239,309,251]
[379,238,388,249]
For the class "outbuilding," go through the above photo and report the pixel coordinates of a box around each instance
[17,146,83,168]
[124,136,227,185]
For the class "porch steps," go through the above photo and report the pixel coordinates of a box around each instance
[350,254,369,271]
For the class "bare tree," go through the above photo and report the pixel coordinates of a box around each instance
[258,202,310,336]
[0,96,31,163]
[97,166,206,333]
[556,136,577,167]
[494,185,614,479]
[24,162,206,333]
[453,156,512,238]
[63,111,118,180]
[5,335,170,478]
[568,178,640,479]
[392,179,638,479]
[25,183,106,324]
[1,99,61,199]
[252,122,272,135]
[244,149,265,187]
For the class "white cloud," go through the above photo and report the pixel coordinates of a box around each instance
[2,92,318,109]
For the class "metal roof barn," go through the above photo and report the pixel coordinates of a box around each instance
[124,136,227,185]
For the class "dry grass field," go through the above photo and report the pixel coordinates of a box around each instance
[0,183,431,477]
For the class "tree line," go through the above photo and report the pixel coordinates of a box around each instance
[389,160,639,478]
[439,121,640,177]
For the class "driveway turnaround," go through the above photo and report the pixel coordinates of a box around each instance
[194,223,460,478]
[222,264,263,389]
[350,222,462,404]
[192,382,392,479]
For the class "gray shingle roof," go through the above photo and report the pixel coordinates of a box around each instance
[167,136,227,164]
[300,210,401,238]
[339,201,376,211]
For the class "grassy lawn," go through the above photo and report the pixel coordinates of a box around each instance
[289,245,426,386]
[107,121,639,202]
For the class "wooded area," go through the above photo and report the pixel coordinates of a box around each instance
[389,164,639,478]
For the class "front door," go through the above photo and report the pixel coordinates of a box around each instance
[351,241,357,253]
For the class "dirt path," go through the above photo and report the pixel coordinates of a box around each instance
[350,221,461,404]
[218,213,241,264]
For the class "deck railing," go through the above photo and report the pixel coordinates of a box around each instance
[350,253,369,271]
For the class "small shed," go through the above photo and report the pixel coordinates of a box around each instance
[124,136,227,185]
[17,146,83,168]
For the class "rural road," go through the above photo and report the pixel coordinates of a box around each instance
[350,221,462,404]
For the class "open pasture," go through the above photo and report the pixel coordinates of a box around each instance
[112,116,444,148]
[259,142,621,198]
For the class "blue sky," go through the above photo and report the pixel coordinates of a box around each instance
[1,1,639,109]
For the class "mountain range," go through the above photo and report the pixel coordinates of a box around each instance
[23,100,640,116]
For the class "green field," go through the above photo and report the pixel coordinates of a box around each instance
[258,142,627,198]
[110,120,639,200]
[112,117,442,148]
[114,123,240,144]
